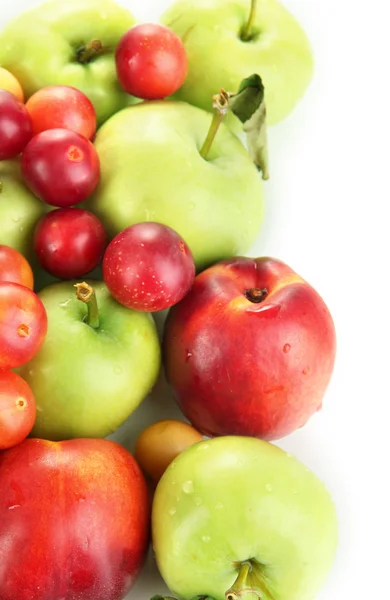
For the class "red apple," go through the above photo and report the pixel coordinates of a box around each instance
[163,256,336,441]
[0,438,150,600]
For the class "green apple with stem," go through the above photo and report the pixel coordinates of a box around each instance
[0,0,138,125]
[17,281,161,440]
[161,0,314,127]
[152,436,338,600]
[85,91,264,271]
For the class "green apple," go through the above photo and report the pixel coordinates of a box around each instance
[0,0,137,125]
[152,436,338,600]
[85,100,264,271]
[0,160,47,260]
[161,0,314,127]
[18,281,161,441]
[0,160,70,291]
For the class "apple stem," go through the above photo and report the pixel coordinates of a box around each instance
[245,287,268,303]
[241,0,257,41]
[75,282,100,329]
[200,90,230,160]
[76,39,104,64]
[226,561,275,600]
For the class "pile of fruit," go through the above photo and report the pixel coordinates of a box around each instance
[0,1,338,600]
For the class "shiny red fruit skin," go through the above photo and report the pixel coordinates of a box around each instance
[26,85,97,139]
[163,257,337,441]
[0,281,48,370]
[0,89,32,160]
[103,222,195,312]
[115,23,188,99]
[34,208,107,279]
[21,128,100,207]
[0,244,34,289]
[0,370,36,450]
[0,438,150,600]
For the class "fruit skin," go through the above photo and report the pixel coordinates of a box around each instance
[0,0,138,125]
[0,437,150,600]
[85,101,264,271]
[0,370,36,450]
[0,160,56,291]
[0,160,49,264]
[103,222,195,312]
[152,436,338,600]
[21,129,100,208]
[0,282,48,370]
[17,280,161,440]
[115,23,188,100]
[34,208,107,279]
[134,419,203,483]
[161,0,314,127]
[26,85,97,139]
[0,244,34,289]
[163,256,336,441]
[0,89,32,160]
[0,66,24,101]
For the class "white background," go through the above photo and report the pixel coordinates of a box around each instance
[1,1,390,599]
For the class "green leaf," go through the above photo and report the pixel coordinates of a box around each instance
[229,74,270,181]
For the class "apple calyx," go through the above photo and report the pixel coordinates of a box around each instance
[200,89,230,160]
[76,40,104,64]
[245,287,268,303]
[75,282,100,329]
[229,75,269,180]
[226,562,275,600]
[241,0,258,42]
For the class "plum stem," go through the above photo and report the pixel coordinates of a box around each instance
[245,288,268,303]
[226,561,274,600]
[76,39,104,64]
[75,282,99,329]
[241,0,257,41]
[200,90,230,160]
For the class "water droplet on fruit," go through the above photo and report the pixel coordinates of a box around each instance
[182,480,194,494]
[202,535,211,543]
[11,216,21,223]
[19,226,24,233]
[195,497,202,506]
[8,504,21,510]
[283,343,291,353]
[114,366,122,375]
[169,507,177,516]
[59,299,71,308]
[28,369,34,376]
[198,443,209,451]
[185,350,193,362]
[215,502,224,510]
[265,484,273,492]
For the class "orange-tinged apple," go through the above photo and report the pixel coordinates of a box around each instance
[0,66,24,102]
[163,257,336,441]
